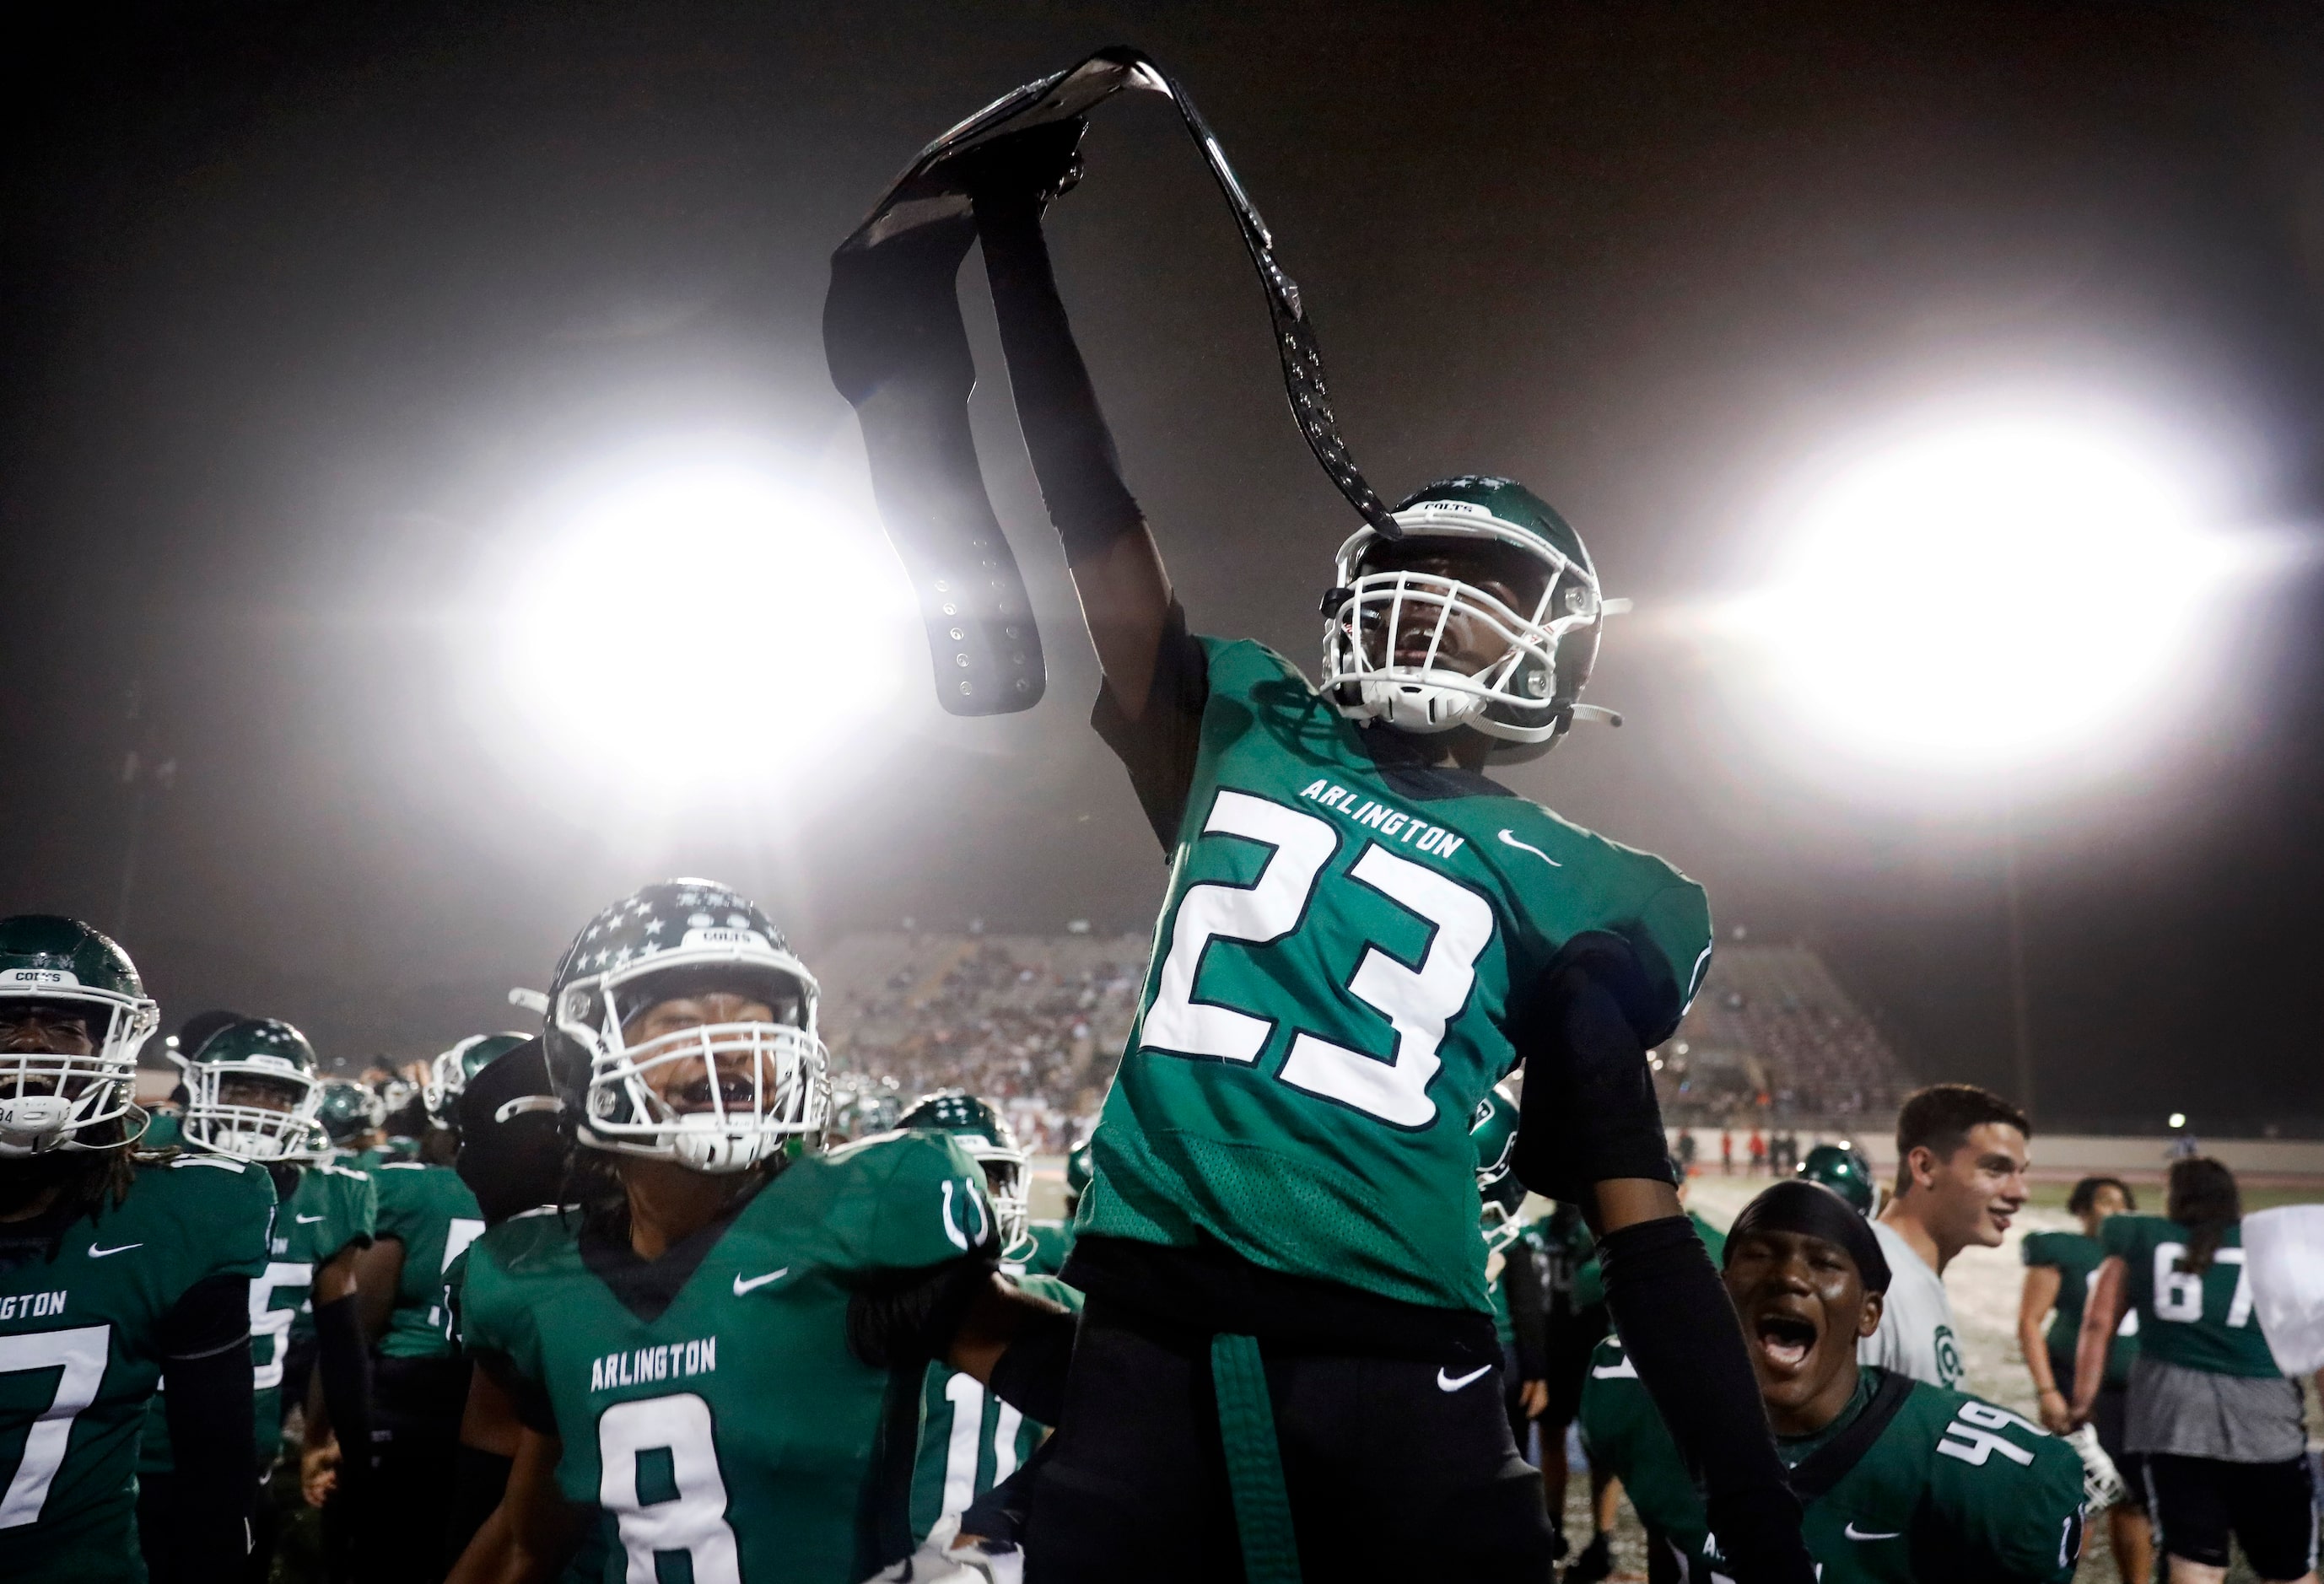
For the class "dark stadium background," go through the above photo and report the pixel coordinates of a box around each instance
[1,2,2318,1129]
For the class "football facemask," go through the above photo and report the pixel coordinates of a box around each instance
[177,1019,327,1162]
[898,1091,1029,1247]
[551,882,831,1175]
[0,916,159,1157]
[1324,502,1602,746]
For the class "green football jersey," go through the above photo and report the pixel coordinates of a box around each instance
[1082,638,1712,1312]
[2019,1229,2138,1388]
[461,1132,999,1584]
[1580,1338,2084,1583]
[134,1110,181,1150]
[1,1154,275,1583]
[143,1159,375,1475]
[1016,1220,1072,1278]
[908,1273,1080,1544]
[369,1161,486,1360]
[2100,1213,2280,1377]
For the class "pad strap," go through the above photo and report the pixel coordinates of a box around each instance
[1784,1368,1917,1505]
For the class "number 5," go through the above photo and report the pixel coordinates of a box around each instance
[0,1324,110,1529]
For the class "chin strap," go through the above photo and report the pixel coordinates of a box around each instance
[826,46,1398,717]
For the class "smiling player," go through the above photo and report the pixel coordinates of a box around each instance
[1583,1178,2086,1582]
[948,127,1813,1581]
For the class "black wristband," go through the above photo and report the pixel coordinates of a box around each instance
[985,1302,1076,1427]
[1599,1216,1814,1584]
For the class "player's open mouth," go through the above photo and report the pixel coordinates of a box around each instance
[1752,1311,1819,1371]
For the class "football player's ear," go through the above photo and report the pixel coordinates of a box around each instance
[1856,1289,1885,1341]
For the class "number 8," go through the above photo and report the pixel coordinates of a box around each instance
[598,1393,741,1584]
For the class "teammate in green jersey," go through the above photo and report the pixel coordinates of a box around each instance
[1582,1178,2086,1583]
[0,915,276,1584]
[898,1091,1086,1559]
[148,1016,377,1583]
[318,1079,389,1165]
[1018,1139,1090,1280]
[1472,1084,1549,1485]
[2076,1156,2319,1584]
[2019,1175,2149,1581]
[450,881,1076,1584]
[944,126,1809,1582]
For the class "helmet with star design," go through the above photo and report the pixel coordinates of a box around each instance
[543,879,829,1175]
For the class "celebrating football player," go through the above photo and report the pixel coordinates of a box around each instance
[945,130,1811,1580]
[1581,1178,2087,1582]
[144,1015,376,1582]
[449,881,1076,1584]
[0,916,274,1584]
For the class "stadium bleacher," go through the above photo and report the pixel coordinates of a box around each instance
[1654,941,1913,1123]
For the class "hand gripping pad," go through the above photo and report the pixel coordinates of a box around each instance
[825,46,1398,716]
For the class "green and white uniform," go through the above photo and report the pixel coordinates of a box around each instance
[1580,1338,2085,1582]
[2100,1215,2278,1379]
[461,1132,998,1584]
[369,1161,485,1358]
[2019,1229,2137,1392]
[1081,636,1711,1317]
[1016,1220,1071,1279]
[909,1272,1080,1544]
[140,1159,375,1475]
[3,1155,275,1582]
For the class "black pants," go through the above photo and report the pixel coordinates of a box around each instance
[1023,1295,1557,1582]
[2143,1452,2318,1579]
[323,1356,471,1584]
[139,1468,279,1584]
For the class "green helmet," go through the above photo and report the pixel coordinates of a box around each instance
[1064,1135,1095,1210]
[1796,1142,1876,1216]
[426,1032,531,1124]
[0,914,159,1156]
[898,1090,1023,1248]
[1322,476,1612,764]
[176,1016,326,1161]
[315,1080,385,1145]
[1470,1080,1525,1254]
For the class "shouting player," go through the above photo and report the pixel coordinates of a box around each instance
[0,915,274,1584]
[450,881,1076,1584]
[953,129,1812,1581]
[1581,1178,2086,1582]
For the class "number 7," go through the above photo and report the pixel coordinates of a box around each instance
[0,1324,110,1529]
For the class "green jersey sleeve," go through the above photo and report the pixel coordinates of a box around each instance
[1575,1337,1709,1558]
[369,1163,487,1359]
[827,1133,1000,1274]
[152,1152,278,1286]
[1920,1391,2087,1584]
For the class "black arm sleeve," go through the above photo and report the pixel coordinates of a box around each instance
[1087,599,1211,849]
[158,1275,255,1584]
[1500,1241,1550,1381]
[984,1301,1076,1426]
[1599,1218,1814,1584]
[1511,946,1678,1204]
[845,1257,1000,1371]
[447,1445,513,1563]
[312,1293,375,1489]
[970,155,1146,566]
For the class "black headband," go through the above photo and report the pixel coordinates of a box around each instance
[1724,1179,1892,1296]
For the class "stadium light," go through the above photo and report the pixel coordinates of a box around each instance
[2169,1112,2187,1129]
[1729,409,2245,777]
[487,444,913,799]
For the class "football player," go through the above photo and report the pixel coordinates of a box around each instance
[1863,1086,2030,1390]
[1581,1178,2086,1582]
[2019,1176,2149,1582]
[316,1079,388,1164]
[144,1016,377,1583]
[1018,1140,1089,1280]
[450,881,1077,1584]
[1795,1142,1877,1217]
[898,1091,1083,1564]
[0,916,274,1584]
[2073,1156,2319,1584]
[954,131,1809,1581]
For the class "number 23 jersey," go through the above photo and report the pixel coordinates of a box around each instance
[1082,635,1712,1314]
[459,1132,998,1584]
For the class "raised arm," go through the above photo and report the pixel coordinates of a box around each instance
[968,144,1174,718]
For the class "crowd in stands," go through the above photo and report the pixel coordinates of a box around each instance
[1652,941,1912,1124]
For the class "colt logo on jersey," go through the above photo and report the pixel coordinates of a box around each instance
[590,1335,719,1394]
[0,1290,66,1322]
[1295,780,1466,860]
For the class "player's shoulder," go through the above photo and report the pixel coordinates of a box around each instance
[783,1130,994,1272]
[2100,1212,2168,1255]
[2019,1228,2088,1266]
[1901,1377,2067,1464]
[806,1128,979,1194]
[1193,633,1313,698]
[127,1149,278,1220]
[468,1204,581,1282]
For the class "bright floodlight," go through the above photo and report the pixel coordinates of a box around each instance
[1741,414,2235,773]
[496,454,909,795]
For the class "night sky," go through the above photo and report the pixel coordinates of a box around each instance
[3,3,2319,1128]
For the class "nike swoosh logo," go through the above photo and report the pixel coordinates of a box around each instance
[88,1242,143,1258]
[732,1269,789,1296]
[294,1214,326,1224]
[1844,1523,1902,1541]
[1496,829,1560,866]
[1436,1364,1493,1393]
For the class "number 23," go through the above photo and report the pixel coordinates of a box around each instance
[1140,790,1494,1129]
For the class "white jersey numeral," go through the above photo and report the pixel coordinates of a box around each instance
[249,1261,311,1392]
[937,1371,1027,1527]
[0,1324,110,1528]
[598,1392,741,1584]
[1937,1398,2040,1468]
[2154,1243,2251,1327]
[1140,791,1496,1129]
